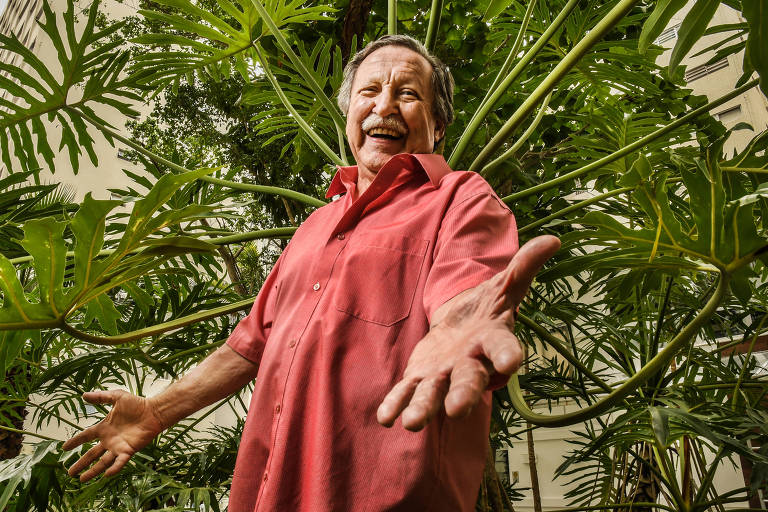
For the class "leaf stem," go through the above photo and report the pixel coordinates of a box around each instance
[253,45,345,167]
[468,0,641,172]
[481,91,551,176]
[8,228,298,266]
[0,424,60,442]
[388,0,397,34]
[517,186,633,233]
[501,80,759,203]
[509,272,729,427]
[73,107,326,207]
[516,313,613,393]
[61,297,255,345]
[449,0,579,167]
[424,0,444,51]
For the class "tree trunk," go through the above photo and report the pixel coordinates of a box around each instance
[526,422,543,512]
[341,0,375,62]
[631,442,660,512]
[0,367,27,460]
[477,441,515,512]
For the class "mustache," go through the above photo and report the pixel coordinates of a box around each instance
[361,113,408,134]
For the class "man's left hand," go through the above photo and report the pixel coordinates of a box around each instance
[377,235,560,431]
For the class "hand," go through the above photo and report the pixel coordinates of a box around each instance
[377,235,560,431]
[62,390,165,482]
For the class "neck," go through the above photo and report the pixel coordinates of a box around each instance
[355,169,376,199]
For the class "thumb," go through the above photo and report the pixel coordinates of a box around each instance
[497,235,560,308]
[82,390,122,405]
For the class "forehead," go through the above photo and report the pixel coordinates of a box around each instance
[353,46,433,88]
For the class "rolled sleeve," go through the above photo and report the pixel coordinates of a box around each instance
[226,246,287,363]
[423,190,519,323]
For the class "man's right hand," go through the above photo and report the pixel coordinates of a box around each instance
[62,390,165,482]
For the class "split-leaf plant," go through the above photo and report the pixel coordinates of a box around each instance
[1,0,768,509]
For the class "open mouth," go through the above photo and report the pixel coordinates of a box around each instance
[366,127,404,140]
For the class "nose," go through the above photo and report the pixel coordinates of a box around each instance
[372,87,398,118]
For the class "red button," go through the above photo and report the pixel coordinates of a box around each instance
[336,233,345,240]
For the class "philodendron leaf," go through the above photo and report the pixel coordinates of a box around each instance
[742,0,768,98]
[669,0,720,74]
[650,407,670,447]
[483,0,517,21]
[18,218,69,317]
[111,167,216,256]
[680,145,726,262]
[83,293,122,335]
[69,194,122,296]
[0,440,59,511]
[0,168,218,335]
[638,0,688,54]
[0,329,31,375]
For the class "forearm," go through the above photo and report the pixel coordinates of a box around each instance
[150,344,259,429]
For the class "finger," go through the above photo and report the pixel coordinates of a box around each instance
[62,426,99,451]
[444,357,491,418]
[480,329,523,376]
[82,389,121,405]
[497,235,560,309]
[68,442,105,476]
[401,376,450,432]
[80,450,117,482]
[377,378,420,427]
[104,453,132,478]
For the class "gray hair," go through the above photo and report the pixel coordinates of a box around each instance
[337,35,455,130]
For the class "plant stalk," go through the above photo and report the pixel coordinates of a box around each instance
[253,45,345,167]
[388,0,397,34]
[481,91,552,176]
[502,80,759,203]
[424,0,444,51]
[509,272,729,427]
[449,0,580,167]
[469,0,641,172]
[74,108,326,207]
[61,297,255,345]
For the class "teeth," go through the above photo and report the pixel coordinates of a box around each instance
[367,127,402,138]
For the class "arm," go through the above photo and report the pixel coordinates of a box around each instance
[63,344,258,482]
[377,235,560,431]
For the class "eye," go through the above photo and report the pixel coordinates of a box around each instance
[401,89,419,98]
[358,86,379,96]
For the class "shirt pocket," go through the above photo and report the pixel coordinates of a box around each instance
[334,233,429,326]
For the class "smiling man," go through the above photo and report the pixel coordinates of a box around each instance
[63,35,559,511]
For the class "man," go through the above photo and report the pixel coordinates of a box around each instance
[63,35,560,510]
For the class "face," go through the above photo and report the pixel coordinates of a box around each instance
[345,46,445,180]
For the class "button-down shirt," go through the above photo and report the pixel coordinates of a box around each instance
[226,154,518,511]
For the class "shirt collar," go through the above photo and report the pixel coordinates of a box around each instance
[325,153,453,199]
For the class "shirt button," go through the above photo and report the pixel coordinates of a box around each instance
[313,282,320,291]
[275,404,281,414]
[289,338,297,348]
[336,232,345,240]
[263,473,268,482]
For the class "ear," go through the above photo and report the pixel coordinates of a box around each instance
[434,122,445,144]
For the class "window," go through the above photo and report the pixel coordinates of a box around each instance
[715,105,742,124]
[655,24,680,45]
[495,449,510,486]
[685,58,729,82]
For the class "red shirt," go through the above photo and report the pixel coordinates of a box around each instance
[226,154,518,511]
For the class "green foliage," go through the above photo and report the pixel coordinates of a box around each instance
[0,0,146,175]
[1,0,768,510]
[0,166,218,336]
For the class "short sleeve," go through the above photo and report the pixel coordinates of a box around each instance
[226,245,288,363]
[422,190,518,322]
